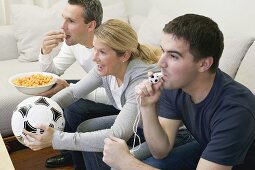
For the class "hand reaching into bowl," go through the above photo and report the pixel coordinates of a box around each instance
[37,79,69,97]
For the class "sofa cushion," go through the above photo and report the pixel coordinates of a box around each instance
[129,15,146,33]
[102,1,128,23]
[11,1,66,62]
[0,25,19,61]
[235,41,255,93]
[219,36,254,78]
[138,8,171,46]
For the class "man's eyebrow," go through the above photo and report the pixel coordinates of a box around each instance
[168,50,182,57]
[160,46,183,57]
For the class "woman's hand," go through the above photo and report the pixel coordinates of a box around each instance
[37,79,69,97]
[23,125,55,151]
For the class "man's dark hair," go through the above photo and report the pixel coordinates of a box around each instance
[68,0,103,28]
[163,14,224,73]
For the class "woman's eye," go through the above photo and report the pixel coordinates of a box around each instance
[68,19,74,23]
[100,50,105,54]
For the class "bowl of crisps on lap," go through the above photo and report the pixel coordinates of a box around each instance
[9,72,59,95]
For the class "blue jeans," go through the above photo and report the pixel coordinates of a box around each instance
[78,124,193,170]
[143,132,255,170]
[143,135,202,170]
[64,99,120,170]
[76,115,145,170]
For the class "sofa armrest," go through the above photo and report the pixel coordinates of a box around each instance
[235,41,255,94]
[0,25,19,61]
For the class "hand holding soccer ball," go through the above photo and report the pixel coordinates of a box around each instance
[23,124,55,151]
[11,96,65,149]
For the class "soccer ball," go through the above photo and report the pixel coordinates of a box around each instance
[11,96,65,145]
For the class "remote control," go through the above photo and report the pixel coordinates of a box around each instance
[148,72,163,84]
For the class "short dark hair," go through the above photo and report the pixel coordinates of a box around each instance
[163,14,224,73]
[68,0,103,28]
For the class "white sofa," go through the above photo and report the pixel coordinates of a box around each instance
[1,0,255,137]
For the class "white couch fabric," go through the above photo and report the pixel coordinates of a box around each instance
[0,0,255,137]
[11,1,66,62]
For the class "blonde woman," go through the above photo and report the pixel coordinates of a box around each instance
[24,19,161,169]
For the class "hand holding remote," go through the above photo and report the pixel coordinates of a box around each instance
[148,72,163,84]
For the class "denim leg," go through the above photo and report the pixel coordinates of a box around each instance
[174,128,195,147]
[74,116,117,170]
[63,99,120,170]
[77,115,117,133]
[78,116,146,170]
[64,99,119,133]
[143,139,202,170]
[82,152,110,170]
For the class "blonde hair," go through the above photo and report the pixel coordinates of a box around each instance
[95,19,161,64]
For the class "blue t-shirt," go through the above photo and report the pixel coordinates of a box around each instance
[160,69,255,166]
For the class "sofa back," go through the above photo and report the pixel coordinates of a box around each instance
[235,42,255,94]
[124,0,255,37]
[0,25,18,61]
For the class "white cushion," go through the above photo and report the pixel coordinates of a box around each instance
[129,14,146,33]
[102,1,128,23]
[146,0,255,37]
[11,1,67,62]
[0,25,18,61]
[138,8,172,46]
[219,36,254,78]
[235,41,255,93]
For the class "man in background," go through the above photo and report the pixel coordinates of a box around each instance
[38,0,117,168]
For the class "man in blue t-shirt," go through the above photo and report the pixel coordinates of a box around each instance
[102,14,255,170]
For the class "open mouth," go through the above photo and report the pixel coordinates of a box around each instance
[97,64,103,72]
[65,35,71,40]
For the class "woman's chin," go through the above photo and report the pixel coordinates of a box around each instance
[96,70,106,76]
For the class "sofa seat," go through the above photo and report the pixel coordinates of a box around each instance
[0,59,38,136]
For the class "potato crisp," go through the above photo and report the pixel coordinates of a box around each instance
[12,74,53,87]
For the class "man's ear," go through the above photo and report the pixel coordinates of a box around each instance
[88,20,97,32]
[198,57,213,72]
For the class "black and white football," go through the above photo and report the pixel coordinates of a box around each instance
[11,96,65,145]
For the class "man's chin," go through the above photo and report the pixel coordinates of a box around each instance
[65,41,77,46]
[163,83,176,90]
[65,38,77,46]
